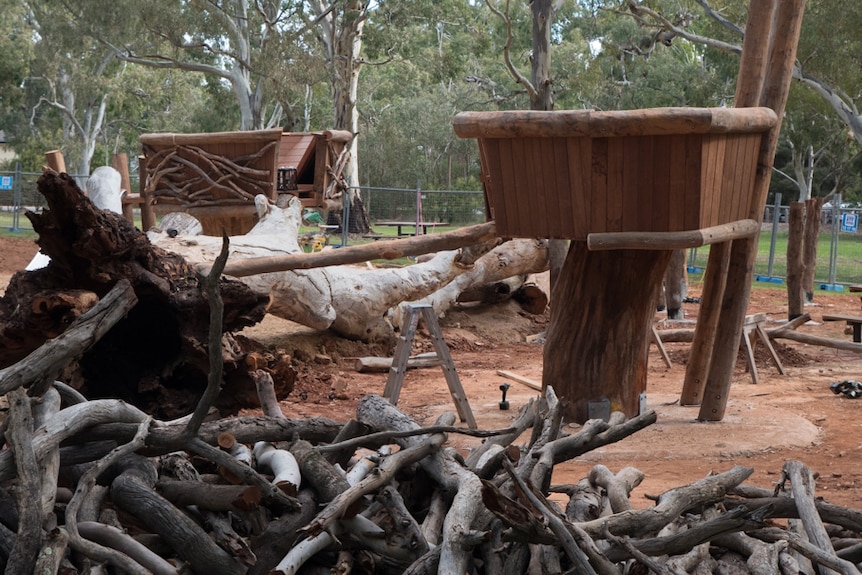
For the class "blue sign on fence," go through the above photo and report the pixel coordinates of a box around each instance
[0,176,12,191]
[841,212,858,233]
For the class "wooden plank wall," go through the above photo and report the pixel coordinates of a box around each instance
[477,131,763,240]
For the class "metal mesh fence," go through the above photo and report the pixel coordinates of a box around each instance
[689,212,862,288]
[0,169,139,231]
[360,186,486,227]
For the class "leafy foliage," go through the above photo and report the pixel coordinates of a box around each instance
[0,0,858,199]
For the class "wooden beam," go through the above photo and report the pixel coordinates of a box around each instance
[497,370,542,391]
[140,128,284,146]
[453,107,776,139]
[680,241,731,406]
[44,151,66,174]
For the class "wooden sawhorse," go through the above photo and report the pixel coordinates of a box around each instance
[741,313,786,384]
[382,304,477,429]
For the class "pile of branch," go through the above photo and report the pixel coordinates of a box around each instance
[3,298,861,575]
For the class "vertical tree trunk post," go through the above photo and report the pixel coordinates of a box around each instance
[679,242,731,405]
[698,0,806,421]
[112,153,133,222]
[137,154,157,232]
[801,197,825,302]
[543,242,671,422]
[786,202,806,319]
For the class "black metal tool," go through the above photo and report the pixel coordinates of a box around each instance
[499,382,511,410]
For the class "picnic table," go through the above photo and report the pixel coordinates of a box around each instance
[374,221,448,236]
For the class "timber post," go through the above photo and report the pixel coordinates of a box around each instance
[697,0,806,421]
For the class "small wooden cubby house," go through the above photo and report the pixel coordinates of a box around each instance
[139,129,352,236]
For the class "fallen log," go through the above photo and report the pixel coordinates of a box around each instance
[456,276,526,305]
[149,194,548,341]
[769,327,862,353]
[658,312,862,355]
[353,353,440,373]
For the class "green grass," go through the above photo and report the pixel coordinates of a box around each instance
[0,211,36,238]
[689,230,862,287]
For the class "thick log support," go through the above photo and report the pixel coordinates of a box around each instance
[543,242,671,422]
[679,242,730,406]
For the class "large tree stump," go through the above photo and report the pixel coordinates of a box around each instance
[543,242,670,422]
[0,171,273,417]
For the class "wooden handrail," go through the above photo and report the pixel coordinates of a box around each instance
[586,219,760,251]
[453,107,777,139]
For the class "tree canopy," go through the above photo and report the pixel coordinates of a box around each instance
[0,0,858,202]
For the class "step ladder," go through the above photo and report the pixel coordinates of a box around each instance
[383,304,477,429]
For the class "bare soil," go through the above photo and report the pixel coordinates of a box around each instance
[4,234,862,510]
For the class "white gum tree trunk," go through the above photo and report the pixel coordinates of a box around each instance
[148,196,548,341]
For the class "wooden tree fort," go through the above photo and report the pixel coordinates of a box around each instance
[454,0,805,422]
[138,129,352,236]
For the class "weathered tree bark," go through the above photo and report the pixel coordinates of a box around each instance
[5,388,42,575]
[111,455,245,575]
[543,242,671,422]
[77,521,178,575]
[780,460,842,575]
[0,280,137,395]
[33,388,62,524]
[156,481,262,513]
[289,439,350,504]
[0,171,271,417]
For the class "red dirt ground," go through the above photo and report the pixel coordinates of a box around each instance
[4,234,862,510]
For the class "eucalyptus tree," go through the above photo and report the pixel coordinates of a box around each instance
[774,89,859,203]
[623,0,862,149]
[0,1,228,175]
[10,1,127,177]
[50,0,308,132]
[359,0,497,191]
[0,0,34,143]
